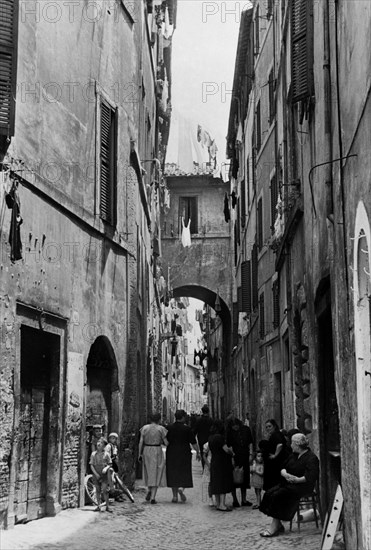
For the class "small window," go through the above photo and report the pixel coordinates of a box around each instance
[99,98,117,226]
[254,5,260,55]
[241,260,252,315]
[179,197,198,234]
[252,243,258,310]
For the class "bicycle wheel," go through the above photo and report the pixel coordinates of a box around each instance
[115,475,135,503]
[84,474,98,506]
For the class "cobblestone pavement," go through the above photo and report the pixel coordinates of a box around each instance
[1,456,324,550]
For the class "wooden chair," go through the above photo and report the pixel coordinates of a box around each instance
[290,482,322,532]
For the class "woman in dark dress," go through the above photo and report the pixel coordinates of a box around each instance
[226,417,254,507]
[263,419,290,490]
[166,409,200,503]
[209,419,234,511]
[259,433,319,537]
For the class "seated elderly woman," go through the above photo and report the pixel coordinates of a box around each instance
[259,432,319,538]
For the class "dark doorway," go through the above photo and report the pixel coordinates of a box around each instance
[86,336,118,433]
[273,371,283,428]
[317,305,341,513]
[15,326,60,522]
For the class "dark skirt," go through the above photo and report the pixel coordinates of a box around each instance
[210,452,233,495]
[259,484,303,521]
[166,445,193,488]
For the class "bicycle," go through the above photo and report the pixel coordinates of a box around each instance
[84,471,135,506]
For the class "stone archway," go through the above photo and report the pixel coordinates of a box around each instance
[353,201,371,550]
[86,336,119,434]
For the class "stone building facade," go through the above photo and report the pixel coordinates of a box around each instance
[226,1,371,547]
[0,0,176,528]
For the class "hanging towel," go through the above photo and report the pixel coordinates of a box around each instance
[181,217,191,247]
[6,183,23,262]
[224,193,230,222]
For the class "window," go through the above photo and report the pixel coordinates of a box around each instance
[267,0,273,19]
[254,5,260,55]
[270,174,278,233]
[0,0,18,141]
[291,0,314,103]
[246,156,251,206]
[255,101,261,153]
[99,98,117,226]
[268,68,276,124]
[241,260,252,315]
[252,243,258,310]
[257,197,263,250]
[179,197,198,234]
[241,179,246,227]
[259,292,265,339]
[272,279,280,329]
[233,301,239,347]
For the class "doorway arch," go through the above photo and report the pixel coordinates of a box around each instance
[353,201,371,550]
[86,336,119,434]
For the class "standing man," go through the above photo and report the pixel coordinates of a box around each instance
[193,405,213,469]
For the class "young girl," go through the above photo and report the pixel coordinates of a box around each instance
[250,450,264,509]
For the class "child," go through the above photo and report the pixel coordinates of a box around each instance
[250,450,264,509]
[202,442,215,507]
[90,437,112,512]
[105,432,122,500]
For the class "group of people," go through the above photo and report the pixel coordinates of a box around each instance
[89,431,120,512]
[139,408,319,539]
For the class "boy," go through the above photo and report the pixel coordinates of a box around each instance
[89,437,112,512]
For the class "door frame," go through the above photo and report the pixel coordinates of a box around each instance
[8,302,67,527]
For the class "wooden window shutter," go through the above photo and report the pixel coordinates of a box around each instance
[259,292,265,339]
[254,5,260,55]
[241,179,246,227]
[270,174,278,233]
[291,0,314,103]
[237,286,242,312]
[257,197,263,250]
[252,145,256,194]
[272,280,280,329]
[256,101,261,152]
[0,0,19,137]
[252,243,258,310]
[100,100,117,225]
[241,260,251,314]
[268,68,276,124]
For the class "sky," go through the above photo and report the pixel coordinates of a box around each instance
[170,0,252,166]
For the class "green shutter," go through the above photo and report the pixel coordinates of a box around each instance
[100,100,116,225]
[0,0,18,136]
[241,260,251,314]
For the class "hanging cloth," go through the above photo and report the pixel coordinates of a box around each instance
[224,192,230,222]
[181,217,191,247]
[5,183,23,262]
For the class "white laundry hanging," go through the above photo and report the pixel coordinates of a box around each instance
[181,217,191,247]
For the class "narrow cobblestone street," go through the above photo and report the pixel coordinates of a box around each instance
[1,456,323,550]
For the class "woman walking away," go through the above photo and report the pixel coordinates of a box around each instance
[226,417,254,507]
[263,419,290,491]
[139,412,168,504]
[166,409,200,503]
[209,419,234,512]
[259,433,319,537]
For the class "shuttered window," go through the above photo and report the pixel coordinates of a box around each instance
[291,0,314,103]
[241,260,251,314]
[254,5,260,55]
[237,286,242,313]
[270,174,278,233]
[259,292,265,339]
[100,99,117,225]
[252,243,258,310]
[252,145,256,194]
[255,101,261,153]
[241,179,246,227]
[0,0,18,138]
[268,68,275,124]
[257,197,263,250]
[272,280,280,329]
